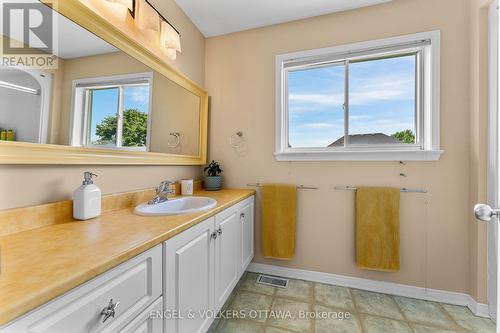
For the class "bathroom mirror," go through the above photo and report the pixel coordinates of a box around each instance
[0,0,208,164]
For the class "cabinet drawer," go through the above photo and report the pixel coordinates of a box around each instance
[2,245,162,333]
[119,297,163,333]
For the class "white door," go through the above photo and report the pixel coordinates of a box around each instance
[214,209,239,310]
[475,0,499,324]
[239,199,255,275]
[490,0,500,322]
[164,217,215,333]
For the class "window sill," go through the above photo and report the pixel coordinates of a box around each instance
[274,150,444,161]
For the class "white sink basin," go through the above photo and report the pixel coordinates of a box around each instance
[134,196,217,216]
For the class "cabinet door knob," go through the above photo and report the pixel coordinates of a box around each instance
[100,299,119,323]
[211,231,218,240]
[217,227,223,236]
[240,213,245,219]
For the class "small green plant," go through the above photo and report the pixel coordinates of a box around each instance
[391,129,415,144]
[204,160,223,177]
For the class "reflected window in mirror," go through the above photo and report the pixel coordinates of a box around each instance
[70,73,152,151]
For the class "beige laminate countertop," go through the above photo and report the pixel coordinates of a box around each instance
[0,189,255,326]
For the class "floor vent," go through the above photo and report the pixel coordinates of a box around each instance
[256,274,289,288]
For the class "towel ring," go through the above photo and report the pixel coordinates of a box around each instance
[229,131,245,148]
[168,132,181,148]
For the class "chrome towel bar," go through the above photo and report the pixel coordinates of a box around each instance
[334,186,427,194]
[247,183,318,190]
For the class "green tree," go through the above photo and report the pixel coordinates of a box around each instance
[94,115,117,145]
[95,109,148,147]
[391,129,415,144]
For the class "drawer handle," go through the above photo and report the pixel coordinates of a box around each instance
[101,299,120,323]
[240,213,245,219]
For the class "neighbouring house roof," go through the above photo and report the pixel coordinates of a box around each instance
[328,133,402,147]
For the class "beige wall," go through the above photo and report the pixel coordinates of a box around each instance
[48,57,65,144]
[149,76,200,156]
[0,0,206,210]
[206,0,484,299]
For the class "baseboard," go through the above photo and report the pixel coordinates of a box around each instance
[467,296,490,318]
[247,263,490,318]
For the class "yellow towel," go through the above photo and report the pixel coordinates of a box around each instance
[262,184,297,260]
[356,187,400,272]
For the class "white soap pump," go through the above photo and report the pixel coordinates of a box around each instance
[73,171,101,220]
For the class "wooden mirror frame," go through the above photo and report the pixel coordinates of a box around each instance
[0,0,208,165]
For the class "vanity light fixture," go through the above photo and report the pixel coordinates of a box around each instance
[135,0,160,32]
[136,0,182,60]
[0,80,40,95]
[105,0,135,17]
[101,0,182,60]
[160,21,181,60]
[160,21,181,53]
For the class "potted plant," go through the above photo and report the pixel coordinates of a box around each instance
[204,160,223,191]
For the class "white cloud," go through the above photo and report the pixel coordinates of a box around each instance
[301,122,340,129]
[129,86,150,104]
[289,105,325,113]
[289,93,344,107]
[289,75,414,107]
[349,115,371,120]
[350,77,414,105]
[290,139,336,148]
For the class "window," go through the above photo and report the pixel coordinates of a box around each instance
[70,73,152,151]
[275,31,442,161]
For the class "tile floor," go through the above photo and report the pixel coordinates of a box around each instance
[208,272,496,333]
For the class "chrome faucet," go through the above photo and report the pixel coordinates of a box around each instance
[148,181,175,205]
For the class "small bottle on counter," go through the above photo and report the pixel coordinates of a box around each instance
[1,129,16,141]
[6,129,15,141]
[73,172,102,220]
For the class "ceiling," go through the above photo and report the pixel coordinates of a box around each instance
[174,0,392,37]
[57,14,118,59]
[0,0,117,60]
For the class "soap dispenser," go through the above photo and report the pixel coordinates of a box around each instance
[73,172,101,220]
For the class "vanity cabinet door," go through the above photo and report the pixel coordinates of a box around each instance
[164,217,215,333]
[238,196,255,276]
[214,208,239,311]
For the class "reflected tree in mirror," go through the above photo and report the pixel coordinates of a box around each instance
[95,109,148,147]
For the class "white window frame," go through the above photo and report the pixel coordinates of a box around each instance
[275,31,443,161]
[69,72,153,151]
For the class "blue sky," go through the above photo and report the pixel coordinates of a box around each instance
[90,85,150,144]
[288,55,416,148]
